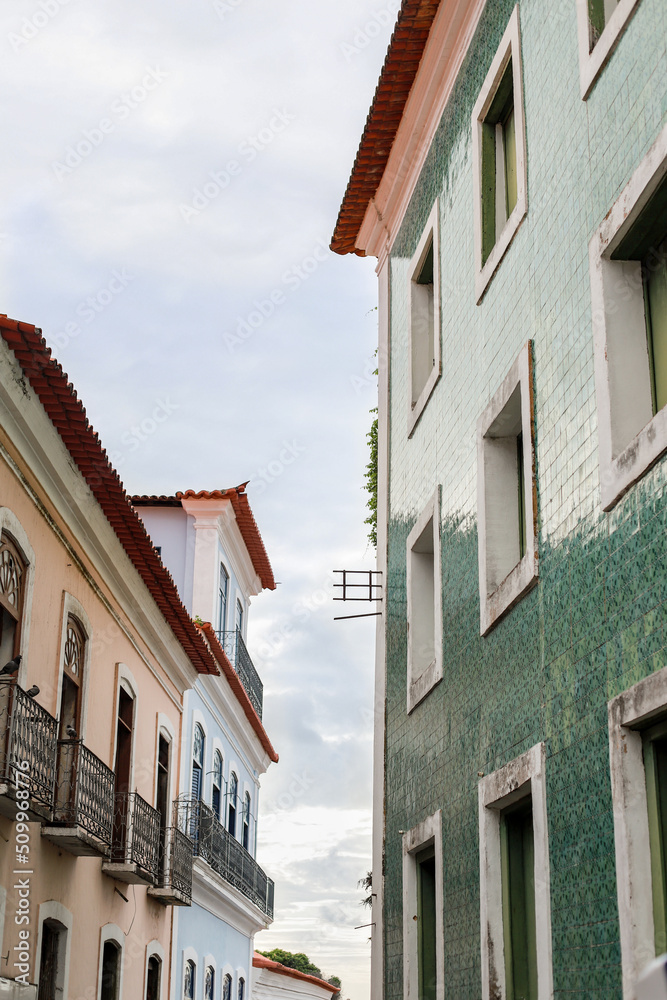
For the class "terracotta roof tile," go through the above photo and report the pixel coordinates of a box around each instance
[252,954,338,992]
[0,316,219,677]
[330,0,441,255]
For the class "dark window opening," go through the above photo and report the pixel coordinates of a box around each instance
[500,798,537,1000]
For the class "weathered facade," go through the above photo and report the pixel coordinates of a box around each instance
[333,1,667,999]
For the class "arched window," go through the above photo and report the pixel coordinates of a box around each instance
[242,792,251,851]
[223,974,232,1000]
[205,966,214,1000]
[59,615,85,739]
[212,751,223,820]
[228,772,238,836]
[146,955,161,1000]
[100,940,121,1000]
[238,977,245,1000]
[235,599,244,636]
[0,533,25,665]
[183,959,195,1000]
[192,725,204,801]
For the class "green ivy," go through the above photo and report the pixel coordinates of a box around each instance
[364,409,378,549]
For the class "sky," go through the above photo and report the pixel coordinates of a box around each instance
[0,2,399,997]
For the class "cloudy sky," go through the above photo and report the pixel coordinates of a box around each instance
[0,1,399,996]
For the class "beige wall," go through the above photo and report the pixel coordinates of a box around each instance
[0,425,190,999]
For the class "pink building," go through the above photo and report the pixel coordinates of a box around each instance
[0,314,225,998]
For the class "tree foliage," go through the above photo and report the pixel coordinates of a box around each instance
[258,949,343,996]
[358,870,373,907]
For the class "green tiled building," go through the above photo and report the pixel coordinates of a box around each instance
[332,1,667,998]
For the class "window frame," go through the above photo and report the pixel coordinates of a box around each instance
[97,924,125,1000]
[478,743,553,1000]
[402,810,444,1000]
[407,201,441,437]
[406,488,442,714]
[476,342,537,636]
[575,0,642,100]
[471,4,527,303]
[590,123,667,510]
[608,665,667,998]
[0,509,35,686]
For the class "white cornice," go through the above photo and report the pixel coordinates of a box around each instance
[181,497,263,600]
[192,859,272,935]
[0,343,200,701]
[359,0,486,265]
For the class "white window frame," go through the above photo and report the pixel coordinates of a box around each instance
[576,0,642,100]
[35,902,73,1000]
[97,923,125,1000]
[608,666,667,999]
[472,5,527,302]
[478,742,553,1000]
[402,810,444,1000]
[477,342,537,636]
[56,592,92,741]
[144,941,166,1000]
[406,488,442,713]
[0,507,35,689]
[408,201,441,436]
[590,123,667,510]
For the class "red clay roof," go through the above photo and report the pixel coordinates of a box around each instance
[199,623,278,763]
[132,486,275,591]
[252,954,338,992]
[330,0,442,256]
[0,315,218,676]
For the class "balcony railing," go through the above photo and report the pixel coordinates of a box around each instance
[148,824,194,906]
[216,629,263,719]
[177,797,274,918]
[0,681,58,818]
[44,739,115,855]
[104,791,161,884]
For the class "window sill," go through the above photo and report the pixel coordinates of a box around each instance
[407,657,442,714]
[407,365,440,438]
[480,548,538,636]
[475,195,527,304]
[601,405,667,511]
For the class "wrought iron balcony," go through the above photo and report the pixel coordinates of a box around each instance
[0,680,58,821]
[148,823,194,906]
[43,739,115,856]
[216,629,263,719]
[102,791,161,885]
[177,797,274,918]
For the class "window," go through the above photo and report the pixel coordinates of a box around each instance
[0,533,25,666]
[183,960,195,1000]
[472,5,527,301]
[576,0,642,99]
[402,812,443,1000]
[228,771,238,836]
[146,955,161,1000]
[156,735,170,880]
[408,202,441,436]
[235,600,244,636]
[243,791,251,851]
[478,743,553,1000]
[608,665,667,995]
[590,124,667,509]
[477,342,537,635]
[500,799,537,1000]
[212,750,223,820]
[38,920,67,1000]
[238,977,245,1000]
[218,563,229,633]
[223,974,232,1000]
[192,724,204,801]
[406,489,442,713]
[59,615,84,739]
[100,941,121,1000]
[205,966,214,1000]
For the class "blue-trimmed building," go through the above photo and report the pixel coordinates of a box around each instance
[133,486,277,1000]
